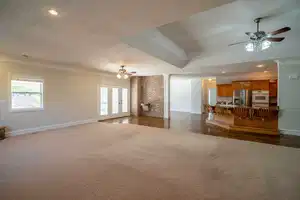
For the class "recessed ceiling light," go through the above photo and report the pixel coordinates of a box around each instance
[48,9,58,16]
[256,64,265,68]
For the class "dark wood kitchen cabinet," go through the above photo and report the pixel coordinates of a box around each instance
[269,81,277,97]
[217,84,233,97]
[252,80,269,90]
[232,81,252,90]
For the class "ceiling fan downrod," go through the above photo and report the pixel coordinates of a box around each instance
[254,17,262,32]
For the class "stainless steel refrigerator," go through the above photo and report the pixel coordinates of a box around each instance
[233,90,252,107]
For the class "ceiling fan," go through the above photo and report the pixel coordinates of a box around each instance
[116,65,136,79]
[229,17,291,52]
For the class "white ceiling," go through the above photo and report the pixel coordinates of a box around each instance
[124,0,300,76]
[0,0,233,74]
[0,0,299,78]
[171,60,278,82]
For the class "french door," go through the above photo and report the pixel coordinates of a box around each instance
[99,86,130,120]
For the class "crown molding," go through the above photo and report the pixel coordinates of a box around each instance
[0,53,117,77]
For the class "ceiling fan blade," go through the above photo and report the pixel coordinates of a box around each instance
[266,37,285,42]
[228,41,249,46]
[245,32,254,37]
[270,27,291,35]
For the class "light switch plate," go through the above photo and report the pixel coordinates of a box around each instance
[289,74,299,80]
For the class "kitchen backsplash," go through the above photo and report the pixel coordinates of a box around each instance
[217,96,232,103]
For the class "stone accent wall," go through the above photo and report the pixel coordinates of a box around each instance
[130,75,164,118]
[140,76,164,118]
[130,77,141,116]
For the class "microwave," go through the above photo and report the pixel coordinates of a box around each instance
[252,91,269,103]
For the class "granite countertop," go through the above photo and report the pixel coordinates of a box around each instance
[217,105,239,108]
[215,105,279,110]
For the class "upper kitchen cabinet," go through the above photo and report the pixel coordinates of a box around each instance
[232,81,252,90]
[269,80,277,97]
[252,80,269,90]
[217,84,233,97]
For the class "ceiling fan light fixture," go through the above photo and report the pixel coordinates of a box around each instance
[48,9,59,16]
[231,18,290,52]
[116,65,130,79]
[245,40,271,52]
[261,40,271,50]
[245,42,255,52]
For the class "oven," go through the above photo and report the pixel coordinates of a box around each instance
[252,90,269,108]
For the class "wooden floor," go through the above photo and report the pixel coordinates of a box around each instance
[103,112,300,148]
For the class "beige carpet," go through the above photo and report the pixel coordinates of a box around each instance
[1,122,300,200]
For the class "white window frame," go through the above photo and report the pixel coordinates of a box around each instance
[9,76,44,112]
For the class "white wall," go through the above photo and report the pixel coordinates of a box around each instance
[0,61,130,135]
[190,78,202,114]
[202,79,216,105]
[278,60,300,136]
[170,76,202,113]
[170,76,191,112]
[163,74,170,119]
[208,88,217,106]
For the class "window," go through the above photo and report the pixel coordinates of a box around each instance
[11,79,44,111]
[100,87,108,115]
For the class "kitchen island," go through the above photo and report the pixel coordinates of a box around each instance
[205,105,279,135]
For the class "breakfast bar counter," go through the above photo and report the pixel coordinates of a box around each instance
[205,105,279,135]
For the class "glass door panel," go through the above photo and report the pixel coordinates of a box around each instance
[112,88,119,114]
[100,87,108,115]
[122,88,128,113]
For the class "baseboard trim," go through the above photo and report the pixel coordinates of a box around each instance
[7,119,98,137]
[190,112,202,114]
[170,109,191,113]
[280,129,300,136]
[170,110,202,114]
